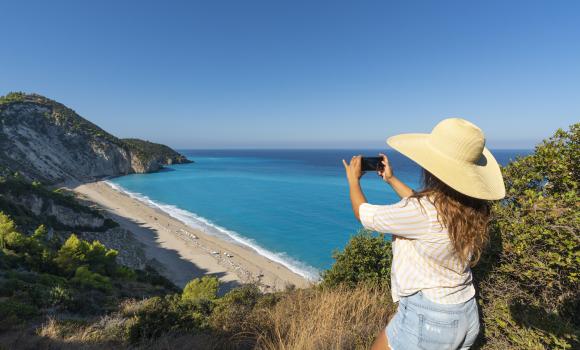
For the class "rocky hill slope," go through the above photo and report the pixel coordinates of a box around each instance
[122,138,190,172]
[0,92,191,184]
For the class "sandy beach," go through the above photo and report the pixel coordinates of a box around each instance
[72,181,311,293]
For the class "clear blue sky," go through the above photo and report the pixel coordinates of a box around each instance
[1,1,578,149]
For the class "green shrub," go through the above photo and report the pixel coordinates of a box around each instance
[210,284,264,333]
[3,230,27,250]
[125,294,211,343]
[0,212,17,249]
[54,234,118,276]
[47,284,73,306]
[32,224,47,241]
[71,266,112,292]
[85,240,118,275]
[0,300,39,329]
[54,234,90,274]
[474,123,579,349]
[0,214,51,270]
[182,276,219,302]
[115,265,137,280]
[0,91,26,105]
[321,230,392,289]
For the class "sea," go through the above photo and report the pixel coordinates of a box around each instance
[107,149,530,281]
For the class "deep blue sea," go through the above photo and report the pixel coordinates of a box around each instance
[108,149,530,280]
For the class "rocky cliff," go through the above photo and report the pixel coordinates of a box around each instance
[0,92,191,184]
[123,138,192,173]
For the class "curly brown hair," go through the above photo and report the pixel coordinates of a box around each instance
[410,169,491,267]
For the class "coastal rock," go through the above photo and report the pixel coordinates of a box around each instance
[129,151,162,173]
[123,138,192,173]
[0,92,191,184]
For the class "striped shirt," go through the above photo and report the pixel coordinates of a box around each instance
[359,197,475,304]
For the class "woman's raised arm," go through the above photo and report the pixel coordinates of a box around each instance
[378,153,414,199]
[342,155,367,221]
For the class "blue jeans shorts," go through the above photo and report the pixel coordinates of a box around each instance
[386,291,480,350]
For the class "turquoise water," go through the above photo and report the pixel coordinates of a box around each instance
[108,149,529,280]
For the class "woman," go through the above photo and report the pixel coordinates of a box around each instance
[342,118,505,350]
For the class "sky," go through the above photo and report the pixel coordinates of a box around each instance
[1,1,578,149]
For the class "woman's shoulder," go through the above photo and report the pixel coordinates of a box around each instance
[399,196,437,215]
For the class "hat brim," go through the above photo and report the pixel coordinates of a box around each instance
[387,133,505,200]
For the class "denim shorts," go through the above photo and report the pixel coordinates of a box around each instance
[386,291,480,350]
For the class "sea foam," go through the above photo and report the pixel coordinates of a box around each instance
[104,181,320,281]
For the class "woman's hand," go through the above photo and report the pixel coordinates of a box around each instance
[378,153,394,182]
[342,155,364,183]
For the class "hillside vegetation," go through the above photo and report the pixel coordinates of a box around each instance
[122,138,192,167]
[0,124,578,350]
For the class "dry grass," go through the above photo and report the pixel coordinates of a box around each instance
[253,284,396,350]
[34,316,126,349]
[0,285,396,350]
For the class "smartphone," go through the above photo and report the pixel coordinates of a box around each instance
[361,157,384,172]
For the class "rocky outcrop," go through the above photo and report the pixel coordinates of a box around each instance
[129,153,163,173]
[3,191,106,230]
[123,138,192,172]
[0,93,191,184]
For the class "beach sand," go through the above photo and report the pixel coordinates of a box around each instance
[72,181,311,293]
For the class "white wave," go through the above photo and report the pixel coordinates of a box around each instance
[104,181,320,281]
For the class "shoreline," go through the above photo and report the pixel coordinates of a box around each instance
[71,181,312,293]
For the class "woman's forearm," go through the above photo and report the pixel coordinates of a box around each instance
[348,179,367,221]
[386,175,414,199]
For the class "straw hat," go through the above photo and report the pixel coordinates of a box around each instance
[387,118,505,200]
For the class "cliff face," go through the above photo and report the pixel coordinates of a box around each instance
[5,191,106,229]
[0,93,190,184]
[123,138,192,173]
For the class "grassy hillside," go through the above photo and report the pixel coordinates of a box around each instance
[0,124,578,350]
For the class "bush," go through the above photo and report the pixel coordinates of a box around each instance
[32,224,47,241]
[0,214,53,271]
[125,294,211,343]
[0,300,39,329]
[474,123,579,349]
[54,234,118,276]
[71,266,112,292]
[0,91,26,105]
[182,275,219,302]
[321,230,392,289]
[54,234,90,274]
[210,284,264,333]
[0,211,17,249]
[115,265,137,280]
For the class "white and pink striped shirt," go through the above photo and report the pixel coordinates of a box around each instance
[359,197,475,304]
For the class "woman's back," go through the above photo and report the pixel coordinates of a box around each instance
[360,197,475,304]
